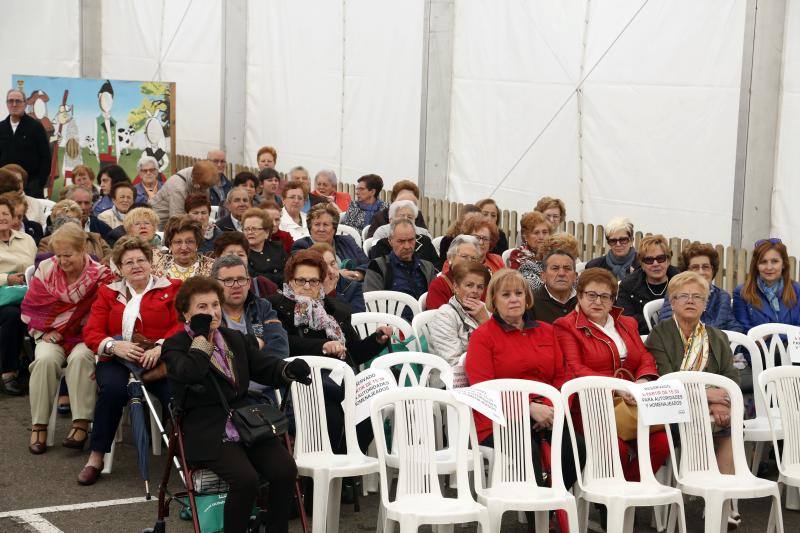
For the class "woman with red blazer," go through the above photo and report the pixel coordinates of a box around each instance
[466,269,583,490]
[76,237,182,486]
[554,267,668,481]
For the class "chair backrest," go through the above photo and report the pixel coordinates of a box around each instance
[501,249,512,267]
[369,351,453,388]
[361,224,371,241]
[748,323,800,368]
[210,205,220,222]
[287,356,361,459]
[431,235,444,255]
[659,371,749,481]
[411,309,439,354]
[724,330,767,418]
[363,290,422,318]
[757,366,800,479]
[640,334,648,344]
[643,298,664,332]
[362,237,375,257]
[575,260,587,274]
[24,264,35,286]
[418,292,428,311]
[370,387,474,505]
[473,379,567,492]
[350,311,414,348]
[337,223,362,246]
[40,199,55,220]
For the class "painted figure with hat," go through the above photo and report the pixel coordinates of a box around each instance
[94,80,117,168]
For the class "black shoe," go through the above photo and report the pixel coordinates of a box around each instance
[2,376,23,396]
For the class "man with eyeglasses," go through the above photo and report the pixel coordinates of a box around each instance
[531,249,578,324]
[206,149,232,207]
[0,89,51,198]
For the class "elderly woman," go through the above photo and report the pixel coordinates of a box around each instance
[216,186,252,233]
[0,197,37,396]
[98,181,136,230]
[152,216,214,280]
[520,233,580,293]
[368,200,441,270]
[476,198,509,255]
[162,276,311,533]
[77,237,180,485]
[659,243,742,332]
[293,203,369,281]
[2,190,43,244]
[617,234,679,334]
[458,212,504,273]
[71,164,101,203]
[133,155,163,204]
[184,193,221,254]
[554,267,669,481]
[233,171,260,203]
[535,196,566,228]
[508,211,552,270]
[242,208,288,286]
[366,180,428,238]
[647,271,741,523]
[426,235,484,310]
[259,200,293,253]
[39,200,111,262]
[213,231,278,298]
[257,145,277,170]
[311,169,351,212]
[91,165,129,216]
[269,250,391,451]
[22,223,114,454]
[465,269,583,489]
[585,217,640,280]
[311,242,365,312]
[278,180,309,240]
[339,174,385,232]
[428,262,490,366]
[105,206,162,249]
[733,238,800,331]
[258,168,282,207]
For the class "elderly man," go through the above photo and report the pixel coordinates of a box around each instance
[366,179,427,238]
[0,89,51,198]
[63,185,113,241]
[216,186,251,232]
[368,199,441,270]
[132,155,162,204]
[151,160,219,229]
[531,248,578,324]
[207,149,232,207]
[364,219,436,321]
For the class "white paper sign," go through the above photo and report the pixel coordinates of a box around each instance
[789,330,800,364]
[629,380,690,426]
[352,368,397,424]
[452,387,506,426]
[443,364,469,390]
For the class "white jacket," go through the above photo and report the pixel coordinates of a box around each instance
[427,296,481,367]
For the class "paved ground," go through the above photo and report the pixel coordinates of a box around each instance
[1,393,798,532]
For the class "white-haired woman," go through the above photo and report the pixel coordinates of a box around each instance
[133,155,163,204]
[311,169,351,212]
[585,217,639,280]
[371,200,431,241]
[426,234,485,310]
[368,199,441,269]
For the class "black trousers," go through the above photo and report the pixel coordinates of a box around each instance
[0,304,24,373]
[195,440,297,533]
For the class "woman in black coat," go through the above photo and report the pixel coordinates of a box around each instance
[162,276,311,533]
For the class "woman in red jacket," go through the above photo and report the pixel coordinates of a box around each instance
[466,268,583,490]
[77,236,182,486]
[554,267,668,481]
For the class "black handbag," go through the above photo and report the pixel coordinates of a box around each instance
[210,377,288,446]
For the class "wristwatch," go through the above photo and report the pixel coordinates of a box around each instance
[105,341,116,355]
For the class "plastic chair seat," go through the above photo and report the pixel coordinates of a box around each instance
[385,494,487,522]
[296,453,378,478]
[384,447,474,474]
[582,479,683,502]
[781,465,800,486]
[679,472,778,498]
[743,413,783,441]
[479,482,573,508]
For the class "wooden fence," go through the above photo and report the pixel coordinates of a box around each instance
[173,153,798,294]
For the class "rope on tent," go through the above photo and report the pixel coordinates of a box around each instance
[151,0,195,82]
[487,0,653,199]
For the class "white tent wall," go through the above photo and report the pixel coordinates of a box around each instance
[772,0,800,254]
[101,0,222,158]
[0,1,80,89]
[245,0,424,187]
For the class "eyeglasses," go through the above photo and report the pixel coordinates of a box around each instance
[243,226,264,233]
[455,253,480,262]
[755,238,782,248]
[171,239,197,247]
[292,277,321,288]
[140,168,158,174]
[216,277,249,287]
[582,291,614,304]
[471,234,491,243]
[672,293,707,304]
[6,99,23,105]
[607,237,630,246]
[688,263,713,272]
[121,258,149,269]
[641,254,668,265]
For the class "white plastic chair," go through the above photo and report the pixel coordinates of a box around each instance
[350,312,414,349]
[287,356,379,533]
[501,249,512,267]
[748,323,800,369]
[661,371,784,533]
[641,334,649,344]
[363,290,421,318]
[336,223,362,246]
[431,235,444,255]
[40,199,55,221]
[561,376,687,533]
[411,310,439,356]
[758,366,800,519]
[575,260,587,274]
[361,225,371,242]
[210,205,220,222]
[472,379,578,532]
[643,298,665,332]
[24,264,35,285]
[362,237,375,257]
[418,291,428,311]
[370,387,490,532]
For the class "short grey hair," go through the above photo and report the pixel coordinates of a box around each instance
[137,155,159,171]
[288,166,308,178]
[6,88,25,101]
[388,200,419,221]
[225,185,251,203]
[52,215,82,232]
[604,217,634,238]
[446,234,480,261]
[211,254,248,279]
[315,169,338,186]
[62,184,93,200]
[389,218,415,236]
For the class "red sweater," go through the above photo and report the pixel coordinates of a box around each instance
[83,278,183,359]
[465,315,571,442]
[426,273,454,310]
[271,230,294,254]
[553,307,658,381]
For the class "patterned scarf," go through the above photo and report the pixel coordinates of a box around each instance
[757,277,784,315]
[514,242,538,265]
[605,248,637,281]
[282,283,346,343]
[676,318,709,372]
[184,324,236,386]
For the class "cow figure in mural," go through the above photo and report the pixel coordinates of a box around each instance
[117,125,135,156]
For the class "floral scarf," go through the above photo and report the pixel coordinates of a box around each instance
[676,317,710,372]
[514,242,538,265]
[282,283,346,344]
[21,255,113,353]
[757,277,784,315]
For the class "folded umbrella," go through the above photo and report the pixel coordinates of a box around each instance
[128,378,152,499]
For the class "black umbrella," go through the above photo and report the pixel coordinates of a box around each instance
[128,379,152,499]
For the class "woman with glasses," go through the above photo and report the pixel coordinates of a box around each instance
[77,237,179,485]
[617,234,679,334]
[535,196,566,228]
[311,242,366,312]
[426,235,485,310]
[457,213,504,274]
[242,207,288,286]
[733,238,800,332]
[554,267,669,481]
[475,198,509,255]
[133,155,163,204]
[152,215,213,280]
[278,180,309,240]
[339,174,385,232]
[585,217,640,280]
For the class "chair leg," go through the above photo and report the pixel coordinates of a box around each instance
[671,500,688,533]
[605,501,628,533]
[786,484,800,511]
[564,499,580,533]
[311,474,331,533]
[577,498,590,533]
[102,441,115,475]
[623,506,636,533]
[435,525,454,533]
[702,497,726,533]
[768,492,785,533]
[534,510,548,533]
[46,392,58,447]
[749,441,766,475]
[326,477,342,533]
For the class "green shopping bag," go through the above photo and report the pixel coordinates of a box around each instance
[364,334,430,385]
[0,285,27,306]
[179,493,227,533]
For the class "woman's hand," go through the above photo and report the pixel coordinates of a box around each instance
[43,330,63,344]
[7,273,25,286]
[140,346,162,369]
[529,402,554,430]
[340,269,363,281]
[375,326,393,344]
[462,297,490,323]
[709,403,731,427]
[617,391,637,406]
[113,341,145,363]
[706,387,730,406]
[322,341,346,359]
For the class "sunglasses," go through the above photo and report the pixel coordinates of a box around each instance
[755,238,782,248]
[607,237,630,246]
[641,254,669,265]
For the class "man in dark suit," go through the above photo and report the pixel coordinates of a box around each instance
[0,89,51,198]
